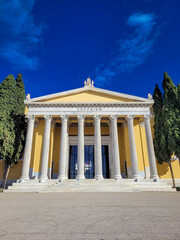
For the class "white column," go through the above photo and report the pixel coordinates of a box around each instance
[58,115,68,181]
[144,115,159,181]
[20,115,35,181]
[77,115,85,180]
[40,115,52,182]
[65,122,69,179]
[126,115,140,180]
[110,115,122,180]
[94,115,103,180]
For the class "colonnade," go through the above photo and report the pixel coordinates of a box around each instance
[20,114,159,182]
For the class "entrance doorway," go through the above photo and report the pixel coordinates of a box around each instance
[84,145,94,179]
[69,145,109,179]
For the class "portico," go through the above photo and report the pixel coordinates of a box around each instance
[20,79,159,184]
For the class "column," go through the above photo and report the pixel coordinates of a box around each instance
[144,115,159,181]
[58,115,68,181]
[77,115,85,180]
[48,120,55,179]
[40,115,52,181]
[65,122,70,178]
[110,115,122,179]
[94,115,103,180]
[126,115,140,180]
[20,115,35,181]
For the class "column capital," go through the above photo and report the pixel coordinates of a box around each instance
[26,115,35,121]
[110,115,118,121]
[143,114,151,121]
[44,115,52,121]
[77,115,85,121]
[126,115,135,122]
[94,115,101,121]
[60,115,69,121]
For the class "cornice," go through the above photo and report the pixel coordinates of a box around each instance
[26,101,153,108]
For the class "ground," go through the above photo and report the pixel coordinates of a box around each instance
[0,192,179,240]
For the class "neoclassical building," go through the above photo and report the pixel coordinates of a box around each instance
[2,78,180,191]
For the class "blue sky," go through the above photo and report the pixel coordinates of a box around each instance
[0,0,179,98]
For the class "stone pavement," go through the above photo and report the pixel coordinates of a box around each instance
[0,192,179,240]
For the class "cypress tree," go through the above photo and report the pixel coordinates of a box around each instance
[153,84,164,163]
[12,73,26,164]
[0,74,26,188]
[174,83,180,162]
[162,73,178,152]
[153,72,178,188]
[0,75,16,188]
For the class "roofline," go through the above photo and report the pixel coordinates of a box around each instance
[28,86,151,103]
[25,101,153,107]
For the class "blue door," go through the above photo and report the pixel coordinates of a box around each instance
[69,145,109,179]
[102,145,109,178]
[69,145,78,179]
[84,145,94,179]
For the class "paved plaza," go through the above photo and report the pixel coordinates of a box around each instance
[0,192,179,240]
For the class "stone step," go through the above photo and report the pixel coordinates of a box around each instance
[4,179,176,193]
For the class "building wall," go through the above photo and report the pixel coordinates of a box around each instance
[39,91,138,103]
[0,119,180,181]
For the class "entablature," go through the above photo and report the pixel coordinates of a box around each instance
[27,102,151,116]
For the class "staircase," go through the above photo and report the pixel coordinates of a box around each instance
[4,179,176,192]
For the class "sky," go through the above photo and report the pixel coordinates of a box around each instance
[0,0,179,99]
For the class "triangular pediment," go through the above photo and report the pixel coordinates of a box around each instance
[27,86,151,104]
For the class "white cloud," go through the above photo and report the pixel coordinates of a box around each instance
[0,0,45,70]
[95,12,159,86]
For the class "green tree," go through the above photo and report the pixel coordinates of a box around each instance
[0,74,26,189]
[174,83,180,162]
[153,84,164,164]
[0,75,16,188]
[153,72,179,188]
[12,73,26,164]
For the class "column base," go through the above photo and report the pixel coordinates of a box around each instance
[39,177,48,183]
[19,177,29,183]
[132,175,141,182]
[58,176,68,182]
[151,176,160,182]
[114,175,122,180]
[76,175,85,180]
[95,175,104,180]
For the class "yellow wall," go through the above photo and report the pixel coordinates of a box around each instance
[123,124,131,169]
[121,121,150,177]
[52,125,61,175]
[48,124,55,169]
[139,124,149,169]
[0,119,180,180]
[134,120,145,172]
[157,160,180,179]
[39,91,139,103]
[118,125,126,174]
[30,121,44,173]
[0,161,22,180]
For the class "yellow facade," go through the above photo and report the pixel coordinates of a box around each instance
[1,85,180,183]
[38,90,140,103]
